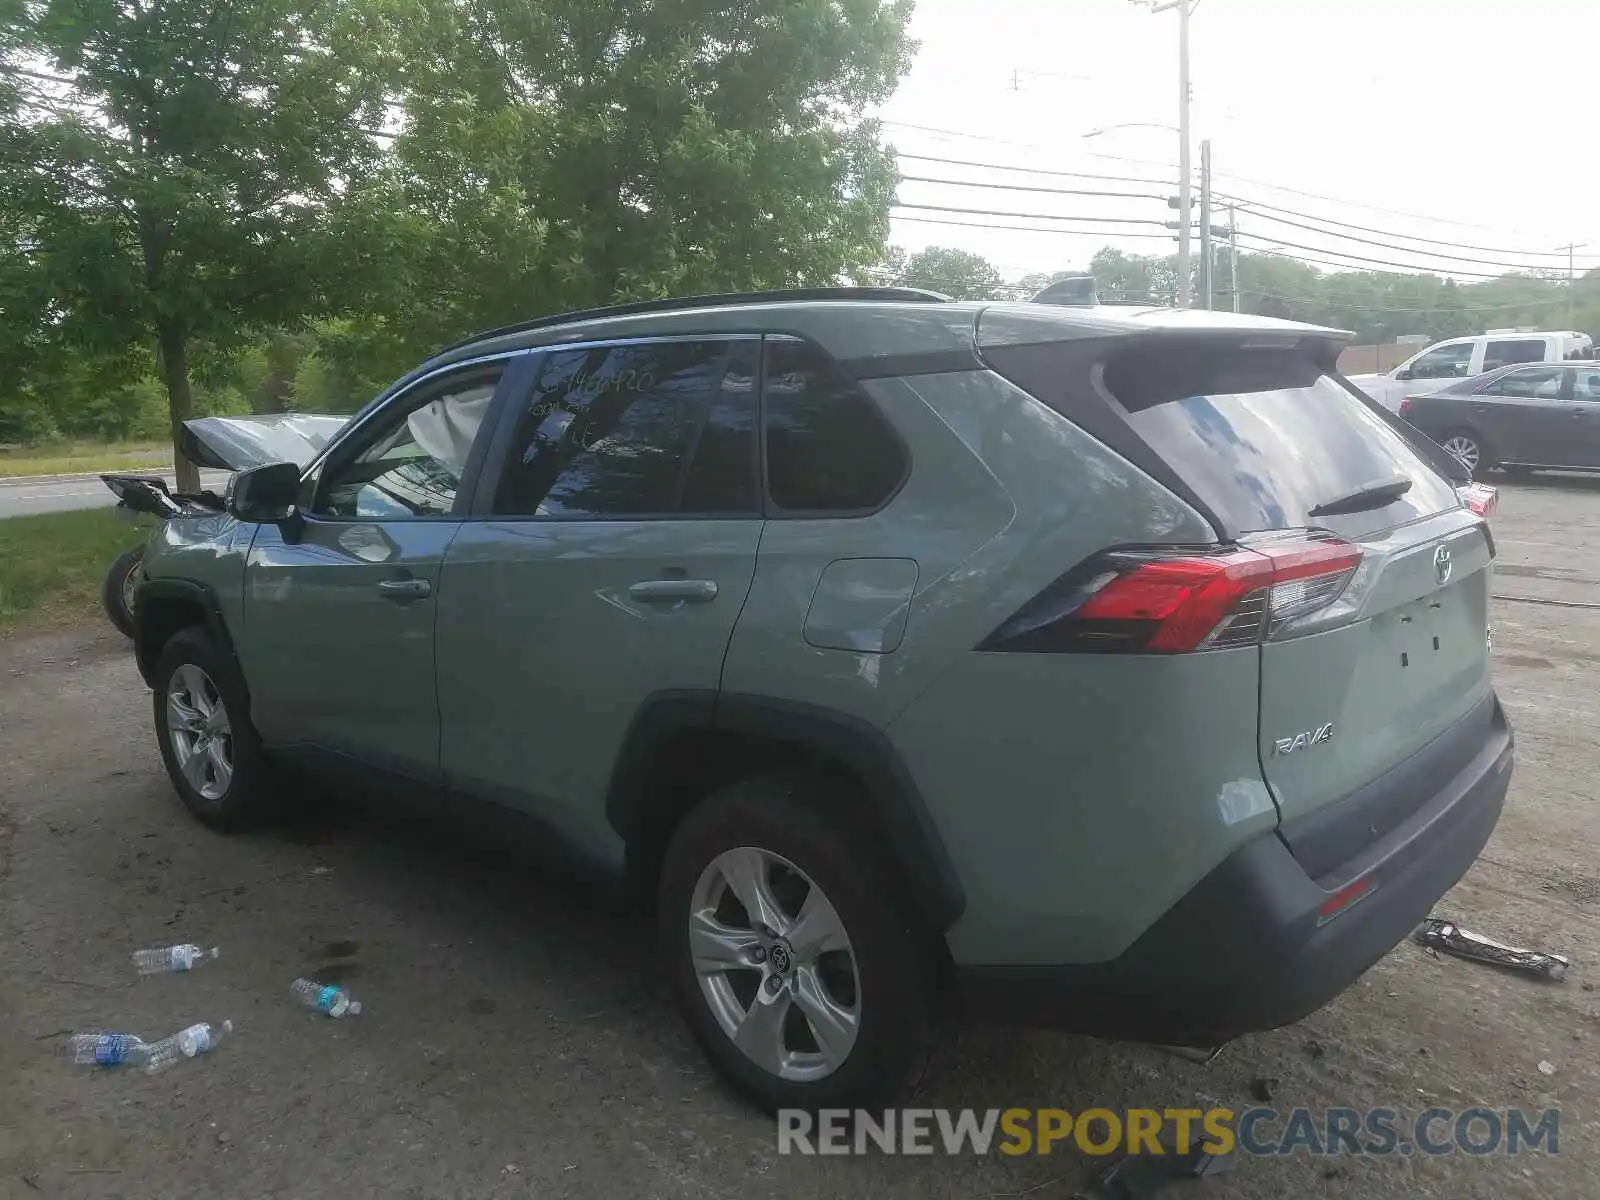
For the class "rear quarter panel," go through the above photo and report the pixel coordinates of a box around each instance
[835,371,1277,967]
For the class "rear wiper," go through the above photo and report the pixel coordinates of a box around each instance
[1307,473,1413,517]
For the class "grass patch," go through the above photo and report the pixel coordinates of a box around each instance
[0,439,170,479]
[0,508,150,634]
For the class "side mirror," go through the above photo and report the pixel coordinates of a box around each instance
[1395,368,1414,381]
[227,461,302,524]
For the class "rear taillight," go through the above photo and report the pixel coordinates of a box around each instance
[1398,397,1415,417]
[1458,482,1498,520]
[981,533,1362,655]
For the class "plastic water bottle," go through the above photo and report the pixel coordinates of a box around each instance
[144,1020,233,1075]
[290,978,362,1017]
[132,944,219,975]
[64,1032,151,1068]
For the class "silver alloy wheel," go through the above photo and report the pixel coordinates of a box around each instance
[689,846,861,1082]
[1441,434,1481,474]
[120,560,140,622]
[166,663,234,801]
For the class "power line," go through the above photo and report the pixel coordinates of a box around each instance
[893,143,1590,268]
[881,119,1179,173]
[884,125,1580,248]
[1215,192,1586,261]
[1230,231,1542,281]
[1228,205,1581,273]
[890,212,1175,239]
[893,202,1169,228]
[894,151,1177,189]
[898,174,1167,203]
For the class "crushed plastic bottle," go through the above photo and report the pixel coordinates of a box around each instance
[290,978,362,1017]
[144,1020,233,1075]
[131,943,219,975]
[64,1032,151,1068]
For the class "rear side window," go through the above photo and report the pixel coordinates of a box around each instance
[1481,366,1562,398]
[1108,346,1460,533]
[763,337,907,512]
[1483,339,1546,370]
[491,339,758,518]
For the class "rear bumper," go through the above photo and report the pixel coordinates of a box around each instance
[955,697,1512,1045]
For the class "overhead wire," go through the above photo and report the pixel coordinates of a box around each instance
[893,202,1170,229]
[890,212,1175,239]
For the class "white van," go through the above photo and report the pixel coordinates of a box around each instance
[1349,330,1594,410]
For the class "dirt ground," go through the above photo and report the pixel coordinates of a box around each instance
[2,478,1597,1199]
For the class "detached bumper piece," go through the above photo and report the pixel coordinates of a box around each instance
[957,699,1513,1045]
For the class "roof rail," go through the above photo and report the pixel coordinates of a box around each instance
[438,287,952,356]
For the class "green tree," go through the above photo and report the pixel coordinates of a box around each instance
[1,0,392,485]
[340,0,915,373]
[897,245,1003,300]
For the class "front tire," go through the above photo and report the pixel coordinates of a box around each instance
[102,546,144,639]
[152,627,277,831]
[1439,428,1489,478]
[658,774,933,1113]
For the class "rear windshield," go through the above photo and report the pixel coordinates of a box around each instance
[1108,347,1460,533]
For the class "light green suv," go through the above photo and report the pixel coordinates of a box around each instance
[133,288,1513,1112]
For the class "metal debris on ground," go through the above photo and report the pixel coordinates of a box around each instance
[1413,918,1569,980]
[1080,1139,1237,1199]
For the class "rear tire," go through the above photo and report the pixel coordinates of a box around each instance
[152,627,278,831]
[1439,428,1489,478]
[102,546,144,639]
[658,773,933,1113]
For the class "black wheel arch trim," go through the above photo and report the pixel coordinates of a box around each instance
[606,690,967,932]
[133,577,241,691]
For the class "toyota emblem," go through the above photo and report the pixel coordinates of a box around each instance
[1434,543,1452,585]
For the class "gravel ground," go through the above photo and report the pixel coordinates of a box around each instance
[2,477,1597,1199]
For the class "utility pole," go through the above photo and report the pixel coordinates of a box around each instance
[1198,139,1213,310]
[1562,242,1588,326]
[1229,203,1240,312]
[1146,0,1192,307]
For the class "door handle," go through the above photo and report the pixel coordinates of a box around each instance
[628,579,718,603]
[376,577,432,601]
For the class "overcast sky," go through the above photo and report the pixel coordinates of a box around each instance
[877,0,1600,281]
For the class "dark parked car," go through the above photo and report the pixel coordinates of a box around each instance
[1399,361,1600,476]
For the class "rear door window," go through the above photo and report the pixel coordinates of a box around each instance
[1480,366,1563,399]
[1483,339,1547,371]
[1109,346,1461,534]
[490,339,759,518]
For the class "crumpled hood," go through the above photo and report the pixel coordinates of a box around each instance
[179,413,350,471]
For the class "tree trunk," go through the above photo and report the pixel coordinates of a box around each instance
[158,323,200,492]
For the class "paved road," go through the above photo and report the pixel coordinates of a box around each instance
[0,478,1595,1198]
[0,469,232,518]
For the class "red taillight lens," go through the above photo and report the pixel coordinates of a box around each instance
[982,534,1362,655]
[1398,397,1414,417]
[1458,482,1498,519]
[1316,874,1376,925]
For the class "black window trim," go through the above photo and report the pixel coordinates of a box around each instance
[298,350,533,524]
[757,332,913,520]
[467,332,766,523]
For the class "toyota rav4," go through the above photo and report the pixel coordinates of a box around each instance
[132,288,1512,1112]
